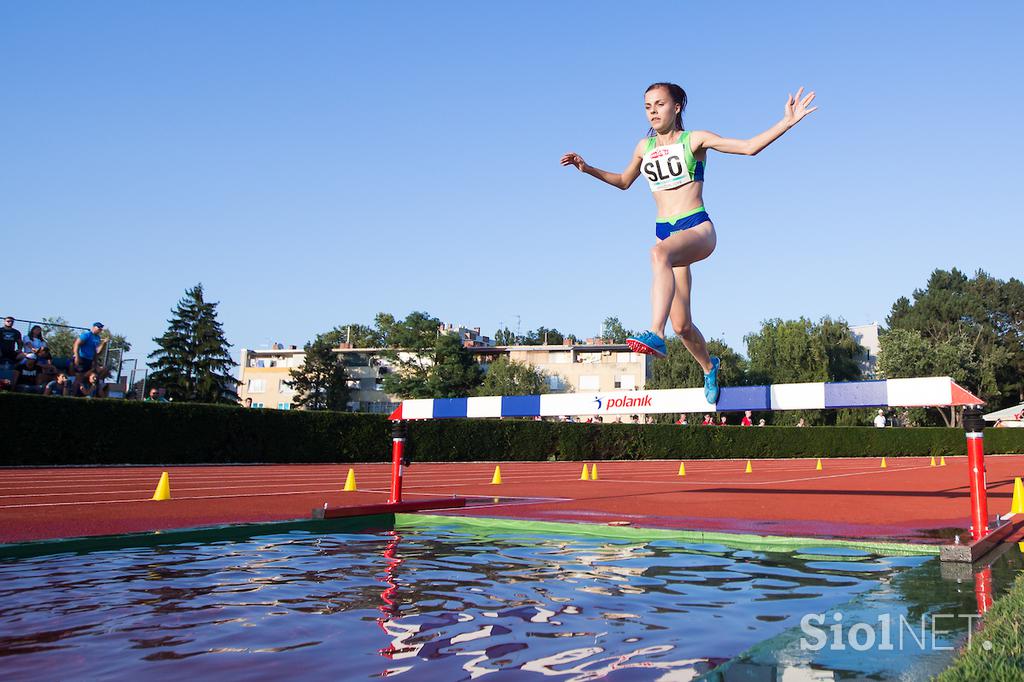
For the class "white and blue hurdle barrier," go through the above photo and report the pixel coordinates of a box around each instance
[387,377,982,421]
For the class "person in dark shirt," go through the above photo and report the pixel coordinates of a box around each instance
[1,316,22,367]
[16,356,42,387]
[74,368,111,398]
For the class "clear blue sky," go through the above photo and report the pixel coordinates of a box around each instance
[3,2,1021,365]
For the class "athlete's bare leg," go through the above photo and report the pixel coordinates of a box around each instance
[667,265,713,373]
[648,220,716,358]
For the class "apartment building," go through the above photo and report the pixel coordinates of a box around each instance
[237,342,650,412]
[238,345,305,409]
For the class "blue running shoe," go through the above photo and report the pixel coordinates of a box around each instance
[704,356,721,404]
[626,331,667,359]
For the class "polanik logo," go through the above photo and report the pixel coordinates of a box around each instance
[593,395,653,411]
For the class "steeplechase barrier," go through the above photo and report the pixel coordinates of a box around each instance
[333,376,1014,562]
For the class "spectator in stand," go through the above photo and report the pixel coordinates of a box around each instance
[796,418,807,427]
[72,322,108,380]
[757,418,766,427]
[16,356,42,387]
[675,414,688,425]
[740,410,753,427]
[37,345,56,378]
[244,397,253,408]
[21,325,57,381]
[1,317,22,383]
[44,373,69,396]
[873,409,886,428]
[22,325,45,361]
[718,415,728,426]
[75,366,111,398]
[702,414,714,425]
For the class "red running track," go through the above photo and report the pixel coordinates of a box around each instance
[2,456,1023,545]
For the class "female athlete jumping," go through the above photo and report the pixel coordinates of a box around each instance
[561,82,817,402]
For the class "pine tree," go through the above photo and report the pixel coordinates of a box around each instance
[148,284,238,404]
[288,335,351,410]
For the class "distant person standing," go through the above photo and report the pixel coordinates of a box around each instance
[675,414,688,425]
[796,418,807,427]
[718,415,728,426]
[873,409,886,428]
[757,418,766,427]
[1,316,22,367]
[73,322,108,377]
[740,410,753,427]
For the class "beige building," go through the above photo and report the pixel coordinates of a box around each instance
[237,342,650,412]
[238,346,305,410]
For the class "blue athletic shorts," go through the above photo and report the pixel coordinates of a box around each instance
[655,207,711,240]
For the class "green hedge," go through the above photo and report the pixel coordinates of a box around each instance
[0,392,391,465]
[2,392,1023,466]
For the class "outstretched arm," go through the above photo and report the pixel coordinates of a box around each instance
[560,139,645,190]
[692,87,817,156]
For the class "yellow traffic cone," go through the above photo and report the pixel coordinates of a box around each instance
[930,456,936,467]
[491,466,502,485]
[880,458,887,469]
[815,458,822,471]
[151,472,171,501]
[343,468,357,492]
[580,463,590,480]
[1010,478,1024,515]
[590,464,599,481]
[940,457,947,466]
[678,461,686,476]
[745,460,752,474]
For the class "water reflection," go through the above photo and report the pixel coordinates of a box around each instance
[0,523,1018,680]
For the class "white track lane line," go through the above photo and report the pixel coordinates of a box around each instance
[578,464,938,488]
[0,488,382,509]
[0,458,974,486]
[0,488,573,509]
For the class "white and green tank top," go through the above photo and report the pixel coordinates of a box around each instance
[641,131,705,192]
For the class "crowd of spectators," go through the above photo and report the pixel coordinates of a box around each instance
[0,317,113,398]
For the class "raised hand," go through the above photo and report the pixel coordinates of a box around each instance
[783,87,817,126]
[560,152,588,172]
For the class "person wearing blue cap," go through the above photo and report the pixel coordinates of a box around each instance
[72,322,108,378]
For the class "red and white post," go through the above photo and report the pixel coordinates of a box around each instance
[963,406,989,542]
[388,421,406,504]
